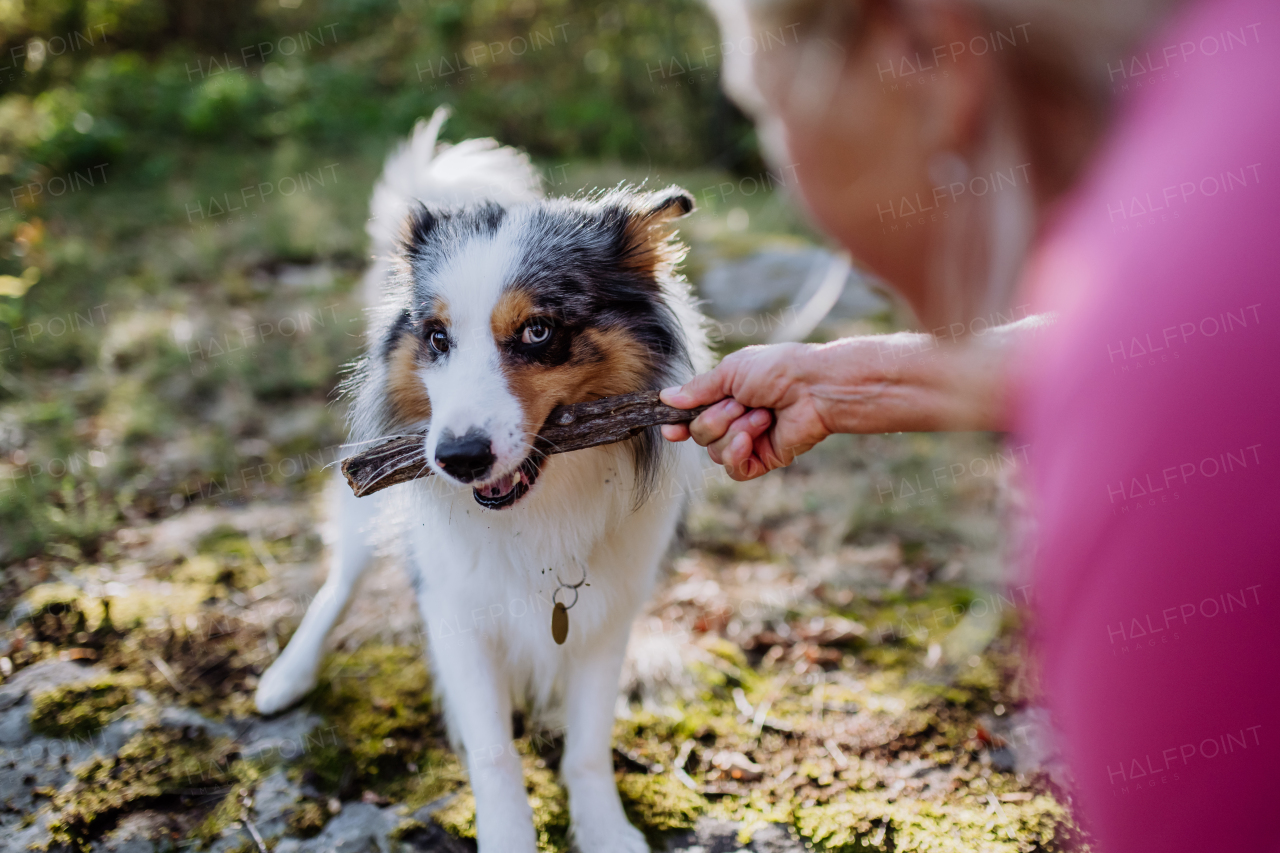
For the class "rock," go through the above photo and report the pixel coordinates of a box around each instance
[989,746,1017,772]
[0,660,103,714]
[390,816,474,853]
[0,668,240,846]
[698,247,888,339]
[275,799,473,853]
[296,802,396,853]
[747,822,807,852]
[205,769,309,853]
[4,808,58,853]
[91,811,186,853]
[663,816,807,852]
[154,704,235,739]
[0,660,115,841]
[237,707,325,763]
[253,769,309,839]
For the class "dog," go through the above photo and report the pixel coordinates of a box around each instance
[254,108,710,852]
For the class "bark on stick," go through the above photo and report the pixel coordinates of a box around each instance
[341,390,711,497]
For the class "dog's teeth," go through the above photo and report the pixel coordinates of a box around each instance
[482,471,518,497]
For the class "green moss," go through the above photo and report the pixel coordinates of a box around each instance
[388,818,428,842]
[795,792,1078,853]
[21,578,209,636]
[31,676,134,739]
[702,636,750,670]
[303,644,438,793]
[432,790,476,840]
[615,679,752,753]
[20,582,84,615]
[187,762,267,849]
[618,772,706,840]
[435,761,570,853]
[526,765,571,852]
[185,525,276,590]
[45,727,239,852]
[397,748,468,812]
[955,657,1002,696]
[434,754,703,850]
[860,645,918,670]
[285,801,329,838]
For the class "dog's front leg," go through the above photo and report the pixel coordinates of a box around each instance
[429,631,537,852]
[561,633,649,853]
[256,478,378,714]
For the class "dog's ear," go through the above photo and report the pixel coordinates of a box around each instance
[619,186,695,276]
[635,186,695,221]
[402,202,449,253]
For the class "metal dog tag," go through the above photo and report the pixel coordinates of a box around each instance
[551,603,569,645]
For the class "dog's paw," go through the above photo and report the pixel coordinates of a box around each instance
[254,656,318,715]
[571,816,650,853]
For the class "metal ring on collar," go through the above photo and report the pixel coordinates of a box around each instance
[552,584,579,610]
[555,560,588,590]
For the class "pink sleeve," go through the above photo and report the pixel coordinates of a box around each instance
[1013,0,1280,850]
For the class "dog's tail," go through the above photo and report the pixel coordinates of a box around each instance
[362,106,543,303]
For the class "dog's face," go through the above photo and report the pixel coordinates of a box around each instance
[373,187,694,509]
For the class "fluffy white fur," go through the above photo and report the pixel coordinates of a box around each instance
[256,111,710,853]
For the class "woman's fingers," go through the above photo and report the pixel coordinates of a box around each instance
[725,444,769,481]
[709,408,772,460]
[721,430,754,467]
[660,358,737,409]
[688,398,745,446]
[659,423,690,442]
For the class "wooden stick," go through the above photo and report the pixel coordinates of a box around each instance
[341,390,711,497]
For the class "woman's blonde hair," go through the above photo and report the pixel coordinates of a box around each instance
[708,0,1183,324]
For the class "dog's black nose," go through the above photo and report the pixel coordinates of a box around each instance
[435,429,495,482]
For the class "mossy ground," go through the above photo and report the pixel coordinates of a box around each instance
[2,455,1080,852]
[298,644,445,797]
[30,675,135,739]
[44,727,240,852]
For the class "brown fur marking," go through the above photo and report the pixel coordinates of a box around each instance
[428,295,450,328]
[490,289,538,343]
[387,335,433,424]
[501,326,653,437]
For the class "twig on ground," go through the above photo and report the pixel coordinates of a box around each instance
[149,656,188,695]
[672,739,699,791]
[240,817,269,853]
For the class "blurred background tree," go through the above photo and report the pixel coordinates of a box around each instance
[0,0,761,185]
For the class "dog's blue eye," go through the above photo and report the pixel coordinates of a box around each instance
[521,321,551,346]
[428,329,450,354]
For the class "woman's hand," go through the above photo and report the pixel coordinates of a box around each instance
[661,343,832,481]
[661,322,1042,480]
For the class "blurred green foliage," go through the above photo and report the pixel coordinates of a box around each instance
[0,0,759,184]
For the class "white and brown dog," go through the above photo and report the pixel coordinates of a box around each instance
[254,109,710,852]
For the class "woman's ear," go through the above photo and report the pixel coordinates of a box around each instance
[907,3,997,152]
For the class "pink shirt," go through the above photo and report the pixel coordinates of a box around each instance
[1014,0,1279,849]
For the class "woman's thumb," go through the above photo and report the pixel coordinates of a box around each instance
[660,363,731,409]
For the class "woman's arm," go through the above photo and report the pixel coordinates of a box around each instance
[660,314,1052,481]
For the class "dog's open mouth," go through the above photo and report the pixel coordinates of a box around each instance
[472,454,545,510]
